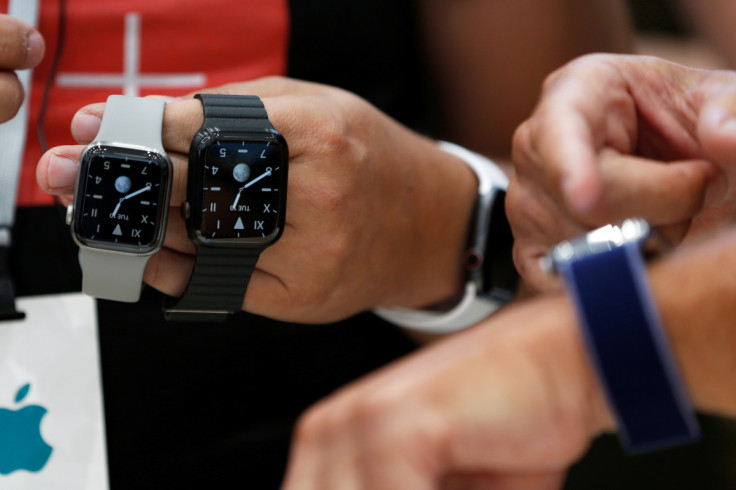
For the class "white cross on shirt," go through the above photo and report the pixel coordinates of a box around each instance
[56,12,206,96]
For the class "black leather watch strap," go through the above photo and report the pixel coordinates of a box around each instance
[164,246,261,322]
[165,94,275,322]
[196,94,274,132]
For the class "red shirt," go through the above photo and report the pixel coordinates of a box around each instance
[1,0,289,206]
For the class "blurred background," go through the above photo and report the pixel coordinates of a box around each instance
[629,0,732,68]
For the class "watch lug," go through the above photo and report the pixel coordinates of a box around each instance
[181,201,191,220]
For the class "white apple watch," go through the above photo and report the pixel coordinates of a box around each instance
[67,96,173,303]
[374,141,518,333]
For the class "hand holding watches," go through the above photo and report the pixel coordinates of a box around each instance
[544,218,700,453]
[164,94,288,321]
[68,95,173,303]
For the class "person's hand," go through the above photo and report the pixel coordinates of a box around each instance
[281,295,614,489]
[0,14,44,123]
[36,77,478,323]
[508,54,736,292]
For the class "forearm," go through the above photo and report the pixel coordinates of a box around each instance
[651,226,736,416]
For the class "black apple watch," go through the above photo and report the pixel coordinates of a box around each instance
[68,95,173,303]
[164,94,288,321]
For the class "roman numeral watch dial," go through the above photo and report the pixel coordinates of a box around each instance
[75,149,167,248]
[199,140,283,241]
[165,94,288,322]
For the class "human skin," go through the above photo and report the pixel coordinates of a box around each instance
[0,14,44,123]
[279,222,736,489]
[508,54,736,292]
[37,77,479,323]
[278,54,736,489]
[35,0,631,323]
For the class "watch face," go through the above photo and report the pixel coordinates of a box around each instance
[193,134,288,244]
[73,146,171,251]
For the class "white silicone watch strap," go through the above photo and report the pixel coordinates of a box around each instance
[79,248,149,303]
[79,95,167,302]
[92,95,165,150]
[374,141,509,334]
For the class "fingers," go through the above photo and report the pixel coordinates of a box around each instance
[38,145,190,205]
[162,209,195,255]
[282,400,438,490]
[515,55,645,220]
[36,146,84,196]
[0,15,45,123]
[70,81,349,160]
[595,150,715,225]
[0,71,23,123]
[514,96,601,218]
[0,15,45,69]
[69,103,106,144]
[70,99,203,152]
[142,247,193,297]
[508,150,713,293]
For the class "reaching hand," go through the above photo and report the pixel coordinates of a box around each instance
[508,54,736,292]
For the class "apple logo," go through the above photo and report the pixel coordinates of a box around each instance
[0,383,53,475]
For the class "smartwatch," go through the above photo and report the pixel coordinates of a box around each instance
[544,218,700,453]
[67,95,173,303]
[164,94,288,321]
[374,141,518,333]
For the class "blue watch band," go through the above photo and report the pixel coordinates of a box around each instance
[559,241,700,453]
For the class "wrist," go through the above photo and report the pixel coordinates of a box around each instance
[383,138,479,309]
[546,219,700,452]
[375,140,516,333]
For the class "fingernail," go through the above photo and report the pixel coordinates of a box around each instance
[72,111,102,140]
[26,31,44,67]
[48,154,78,189]
[563,176,597,215]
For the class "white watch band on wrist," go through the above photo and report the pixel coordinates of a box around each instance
[93,95,166,150]
[76,95,169,303]
[374,141,512,334]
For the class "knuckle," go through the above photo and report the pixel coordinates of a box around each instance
[293,400,347,447]
[353,392,396,427]
[314,114,350,156]
[511,122,537,177]
[293,407,324,447]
